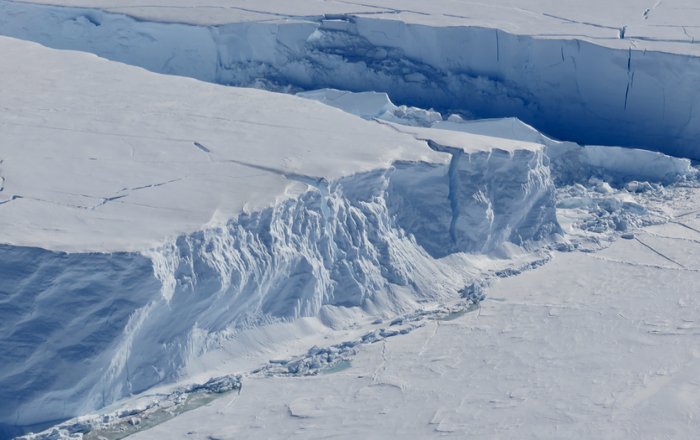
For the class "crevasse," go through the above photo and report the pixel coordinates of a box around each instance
[1,0,699,158]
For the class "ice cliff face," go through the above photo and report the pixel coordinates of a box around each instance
[1,0,699,158]
[1,150,558,427]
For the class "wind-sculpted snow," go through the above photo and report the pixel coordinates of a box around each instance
[2,0,700,158]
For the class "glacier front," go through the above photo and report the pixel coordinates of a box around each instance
[0,36,563,431]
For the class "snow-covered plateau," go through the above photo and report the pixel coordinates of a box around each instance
[1,1,700,439]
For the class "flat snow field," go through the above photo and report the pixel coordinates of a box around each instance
[130,218,700,439]
[14,0,700,55]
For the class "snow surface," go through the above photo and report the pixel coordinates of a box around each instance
[0,36,443,252]
[121,216,700,440]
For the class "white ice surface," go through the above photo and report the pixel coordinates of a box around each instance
[298,88,695,185]
[126,214,700,440]
[15,0,700,55]
[0,36,444,252]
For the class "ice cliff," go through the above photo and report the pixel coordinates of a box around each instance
[0,36,560,430]
[0,132,560,429]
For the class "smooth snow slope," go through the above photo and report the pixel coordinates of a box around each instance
[0,36,562,431]
[2,0,700,158]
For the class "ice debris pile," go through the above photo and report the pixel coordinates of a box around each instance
[16,375,242,440]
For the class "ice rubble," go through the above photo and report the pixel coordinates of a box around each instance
[299,88,698,246]
[1,0,700,158]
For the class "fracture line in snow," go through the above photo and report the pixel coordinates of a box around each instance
[541,12,621,32]
[634,236,686,269]
[669,219,700,235]
[125,178,184,192]
[674,209,700,219]
[8,0,313,21]
[0,194,20,205]
[644,1,664,20]
[194,142,329,190]
[193,141,211,153]
[333,0,430,17]
[0,119,195,144]
[644,230,700,246]
[587,253,699,272]
[0,177,185,211]
[371,340,389,385]
[418,321,440,357]
[92,194,129,209]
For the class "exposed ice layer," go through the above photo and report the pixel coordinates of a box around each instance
[11,0,700,56]
[0,154,558,429]
[431,117,696,186]
[215,19,700,159]
[2,0,700,158]
[389,149,557,257]
[298,89,696,186]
